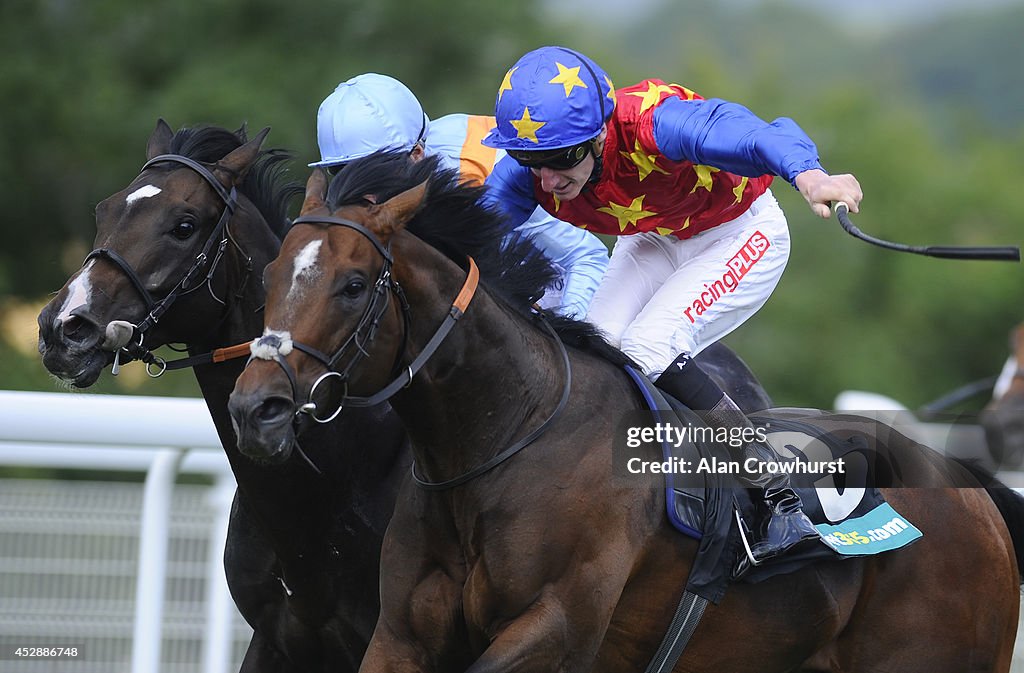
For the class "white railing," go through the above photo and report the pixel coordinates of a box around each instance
[0,390,249,673]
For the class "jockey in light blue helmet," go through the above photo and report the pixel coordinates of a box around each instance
[310,73,428,168]
[308,70,610,318]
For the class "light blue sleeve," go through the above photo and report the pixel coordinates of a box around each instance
[483,154,539,228]
[485,156,609,318]
[513,208,609,319]
[652,96,824,186]
[423,113,467,173]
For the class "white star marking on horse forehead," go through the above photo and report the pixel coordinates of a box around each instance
[126,184,162,206]
[286,239,323,303]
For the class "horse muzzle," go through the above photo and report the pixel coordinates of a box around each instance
[37,305,114,387]
[227,388,299,465]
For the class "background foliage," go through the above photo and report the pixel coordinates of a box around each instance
[2,0,1022,411]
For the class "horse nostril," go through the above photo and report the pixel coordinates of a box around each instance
[255,397,294,426]
[62,315,92,342]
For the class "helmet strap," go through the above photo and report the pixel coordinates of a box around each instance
[586,134,605,184]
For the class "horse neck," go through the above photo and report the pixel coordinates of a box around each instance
[184,208,350,553]
[387,238,566,485]
[189,204,275,431]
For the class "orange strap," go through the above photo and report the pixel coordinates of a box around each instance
[452,257,479,314]
[212,341,254,363]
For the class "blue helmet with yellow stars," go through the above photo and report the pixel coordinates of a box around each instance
[482,46,615,152]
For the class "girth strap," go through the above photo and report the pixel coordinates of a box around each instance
[643,590,708,673]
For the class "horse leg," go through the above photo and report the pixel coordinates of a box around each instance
[239,631,307,673]
[462,597,609,673]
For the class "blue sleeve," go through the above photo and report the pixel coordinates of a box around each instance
[482,155,539,230]
[514,208,609,319]
[652,96,824,186]
[484,155,609,318]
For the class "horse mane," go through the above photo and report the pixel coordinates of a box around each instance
[167,124,301,239]
[325,150,631,367]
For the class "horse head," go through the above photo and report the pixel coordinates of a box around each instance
[982,323,1024,468]
[229,162,422,463]
[37,119,287,388]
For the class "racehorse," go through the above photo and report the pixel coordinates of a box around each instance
[982,323,1024,469]
[36,121,412,673]
[229,151,1024,672]
[35,122,772,673]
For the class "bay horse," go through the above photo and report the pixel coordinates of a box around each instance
[229,151,1024,672]
[982,323,1024,469]
[36,121,412,673]
[35,122,771,673]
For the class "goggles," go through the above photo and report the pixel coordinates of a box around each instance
[507,142,592,171]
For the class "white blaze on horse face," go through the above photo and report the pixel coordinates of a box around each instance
[125,184,162,208]
[286,240,323,305]
[56,260,96,322]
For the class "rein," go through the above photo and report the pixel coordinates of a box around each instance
[86,153,254,376]
[246,212,572,490]
[247,215,428,422]
[411,311,573,491]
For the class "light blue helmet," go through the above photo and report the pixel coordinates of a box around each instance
[310,73,429,167]
[482,46,615,152]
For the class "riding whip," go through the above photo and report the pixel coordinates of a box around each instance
[833,202,1020,262]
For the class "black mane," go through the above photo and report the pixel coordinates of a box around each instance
[168,124,301,239]
[326,150,631,366]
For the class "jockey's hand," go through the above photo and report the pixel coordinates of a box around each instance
[794,169,863,219]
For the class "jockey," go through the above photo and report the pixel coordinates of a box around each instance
[310,73,610,316]
[482,46,864,566]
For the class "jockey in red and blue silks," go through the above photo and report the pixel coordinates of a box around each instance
[482,46,864,572]
[310,73,609,317]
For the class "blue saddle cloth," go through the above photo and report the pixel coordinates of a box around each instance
[622,366,922,604]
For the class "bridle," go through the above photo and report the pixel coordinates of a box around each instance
[247,214,476,424]
[246,213,572,491]
[84,153,253,375]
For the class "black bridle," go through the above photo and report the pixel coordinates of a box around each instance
[84,153,252,375]
[246,213,572,490]
[247,215,422,423]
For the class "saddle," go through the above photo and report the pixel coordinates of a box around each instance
[622,366,922,604]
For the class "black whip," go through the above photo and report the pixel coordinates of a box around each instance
[833,202,1020,262]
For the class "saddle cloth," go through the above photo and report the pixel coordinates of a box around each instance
[621,366,922,604]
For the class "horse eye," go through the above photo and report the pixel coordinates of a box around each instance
[342,279,367,298]
[171,221,195,240]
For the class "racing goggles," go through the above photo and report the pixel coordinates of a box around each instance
[507,141,592,171]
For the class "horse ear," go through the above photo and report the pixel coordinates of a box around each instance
[301,168,329,214]
[369,180,428,239]
[213,126,271,187]
[146,119,174,160]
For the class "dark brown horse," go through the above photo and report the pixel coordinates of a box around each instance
[36,121,411,673]
[229,152,1023,672]
[982,323,1024,469]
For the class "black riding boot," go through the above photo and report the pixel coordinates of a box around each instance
[654,353,819,567]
